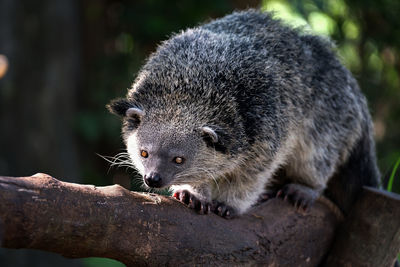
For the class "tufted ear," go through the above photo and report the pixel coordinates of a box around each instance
[200,126,218,144]
[106,98,132,117]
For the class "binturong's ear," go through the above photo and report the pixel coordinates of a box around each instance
[200,126,229,154]
[106,98,132,117]
[126,107,144,121]
[126,107,145,129]
[200,126,219,144]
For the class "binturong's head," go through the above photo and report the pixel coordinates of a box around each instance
[107,95,241,189]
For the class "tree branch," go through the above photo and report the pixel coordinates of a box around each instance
[0,173,344,265]
[325,187,400,267]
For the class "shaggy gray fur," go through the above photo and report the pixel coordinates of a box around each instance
[108,10,380,217]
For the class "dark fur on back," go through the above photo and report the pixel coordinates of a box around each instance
[109,10,380,216]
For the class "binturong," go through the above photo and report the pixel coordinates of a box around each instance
[107,10,380,218]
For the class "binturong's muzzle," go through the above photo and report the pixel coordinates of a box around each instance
[144,172,163,188]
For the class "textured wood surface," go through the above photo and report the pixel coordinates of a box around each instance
[325,187,400,267]
[0,173,340,266]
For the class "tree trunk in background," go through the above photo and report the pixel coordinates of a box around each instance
[0,0,80,181]
[0,0,81,266]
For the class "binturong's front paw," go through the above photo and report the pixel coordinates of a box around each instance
[173,190,211,215]
[173,190,236,219]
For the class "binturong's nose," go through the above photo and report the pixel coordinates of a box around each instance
[144,172,162,188]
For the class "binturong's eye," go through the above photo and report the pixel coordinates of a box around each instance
[140,150,149,158]
[173,157,185,165]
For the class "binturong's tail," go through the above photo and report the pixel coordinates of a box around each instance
[325,123,380,215]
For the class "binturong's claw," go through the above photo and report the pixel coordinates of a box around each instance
[211,201,236,219]
[173,189,211,215]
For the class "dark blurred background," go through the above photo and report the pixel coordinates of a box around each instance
[0,0,399,266]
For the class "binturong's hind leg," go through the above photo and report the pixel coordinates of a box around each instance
[260,169,325,211]
[276,183,321,210]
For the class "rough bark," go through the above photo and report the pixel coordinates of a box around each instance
[0,173,340,266]
[325,187,400,267]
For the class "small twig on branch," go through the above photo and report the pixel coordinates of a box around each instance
[0,173,341,266]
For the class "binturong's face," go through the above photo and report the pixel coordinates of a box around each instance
[107,102,226,189]
[127,122,202,188]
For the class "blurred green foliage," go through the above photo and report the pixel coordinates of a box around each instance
[387,157,400,192]
[82,257,125,267]
[78,0,399,194]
